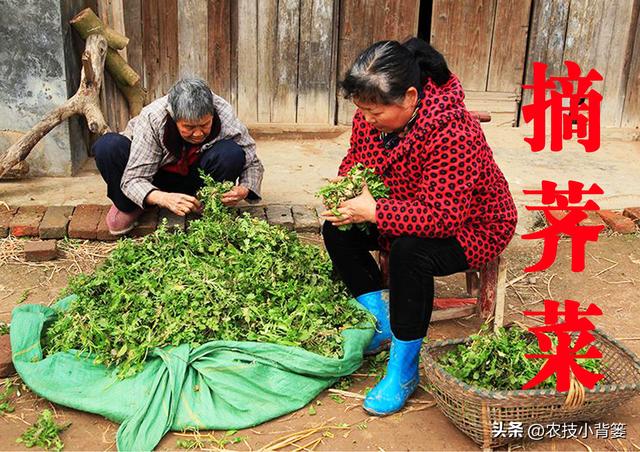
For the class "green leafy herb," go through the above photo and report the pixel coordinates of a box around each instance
[16,409,69,451]
[17,289,30,304]
[0,322,8,336]
[44,175,371,378]
[438,325,601,390]
[0,379,16,414]
[316,163,390,232]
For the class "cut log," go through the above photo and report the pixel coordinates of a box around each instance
[0,34,110,178]
[105,48,140,87]
[70,7,129,50]
[71,10,147,116]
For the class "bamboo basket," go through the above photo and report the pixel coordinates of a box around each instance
[421,328,640,448]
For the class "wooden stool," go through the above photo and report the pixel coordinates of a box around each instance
[378,252,507,332]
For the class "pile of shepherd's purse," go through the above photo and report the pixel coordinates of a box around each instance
[44,175,370,379]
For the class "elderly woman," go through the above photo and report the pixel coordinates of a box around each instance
[93,78,264,235]
[321,38,517,415]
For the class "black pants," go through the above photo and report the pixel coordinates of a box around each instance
[93,133,246,212]
[322,222,470,340]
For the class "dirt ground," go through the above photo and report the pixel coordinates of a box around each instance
[1,230,639,451]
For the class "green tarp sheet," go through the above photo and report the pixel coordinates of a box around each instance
[11,295,373,451]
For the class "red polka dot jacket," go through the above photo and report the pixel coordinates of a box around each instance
[338,75,518,269]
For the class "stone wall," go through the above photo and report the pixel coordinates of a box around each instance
[0,0,91,176]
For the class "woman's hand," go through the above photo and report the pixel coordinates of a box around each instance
[148,191,202,216]
[322,184,377,227]
[221,185,249,206]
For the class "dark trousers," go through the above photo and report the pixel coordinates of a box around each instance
[322,222,470,340]
[93,133,245,212]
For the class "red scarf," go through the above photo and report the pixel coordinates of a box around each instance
[160,145,201,176]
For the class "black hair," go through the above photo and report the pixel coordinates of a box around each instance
[340,37,451,105]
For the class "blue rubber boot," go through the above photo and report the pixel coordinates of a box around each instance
[363,335,422,416]
[355,290,392,355]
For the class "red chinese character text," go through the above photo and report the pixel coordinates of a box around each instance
[523,180,604,272]
[523,299,604,391]
[522,61,603,153]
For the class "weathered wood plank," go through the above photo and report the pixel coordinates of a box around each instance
[123,0,144,77]
[328,0,340,125]
[207,0,232,100]
[178,0,208,78]
[236,0,258,123]
[336,0,375,125]
[488,0,532,93]
[142,0,162,99]
[229,0,239,112]
[158,0,179,94]
[590,0,639,127]
[257,0,277,122]
[563,0,605,71]
[297,0,335,124]
[336,0,419,125]
[521,0,570,115]
[430,0,496,91]
[622,2,640,127]
[272,0,301,123]
[98,0,130,130]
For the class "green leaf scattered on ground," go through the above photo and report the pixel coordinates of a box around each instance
[0,379,16,414]
[16,409,69,451]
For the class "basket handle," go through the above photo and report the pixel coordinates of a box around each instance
[563,372,586,409]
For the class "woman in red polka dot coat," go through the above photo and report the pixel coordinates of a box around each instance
[321,38,517,416]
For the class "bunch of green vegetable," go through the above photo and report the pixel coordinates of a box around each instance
[43,174,370,378]
[438,325,601,390]
[316,163,390,232]
[16,409,69,452]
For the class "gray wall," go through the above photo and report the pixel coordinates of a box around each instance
[0,0,89,176]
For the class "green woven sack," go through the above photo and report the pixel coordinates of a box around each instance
[11,295,373,451]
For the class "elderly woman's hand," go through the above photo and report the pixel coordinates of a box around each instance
[322,184,377,227]
[221,185,250,206]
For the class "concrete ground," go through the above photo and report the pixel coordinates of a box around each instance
[2,126,639,236]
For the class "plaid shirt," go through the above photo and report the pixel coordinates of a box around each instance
[120,92,264,208]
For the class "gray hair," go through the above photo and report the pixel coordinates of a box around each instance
[168,78,215,121]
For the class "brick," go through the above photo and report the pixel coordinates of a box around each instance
[292,205,319,233]
[580,210,607,230]
[265,205,294,230]
[237,205,267,221]
[9,205,46,237]
[0,334,14,378]
[24,240,58,262]
[623,207,640,222]
[68,204,104,239]
[0,206,17,237]
[96,206,118,241]
[129,207,159,237]
[158,208,185,232]
[597,210,637,234]
[39,206,74,239]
